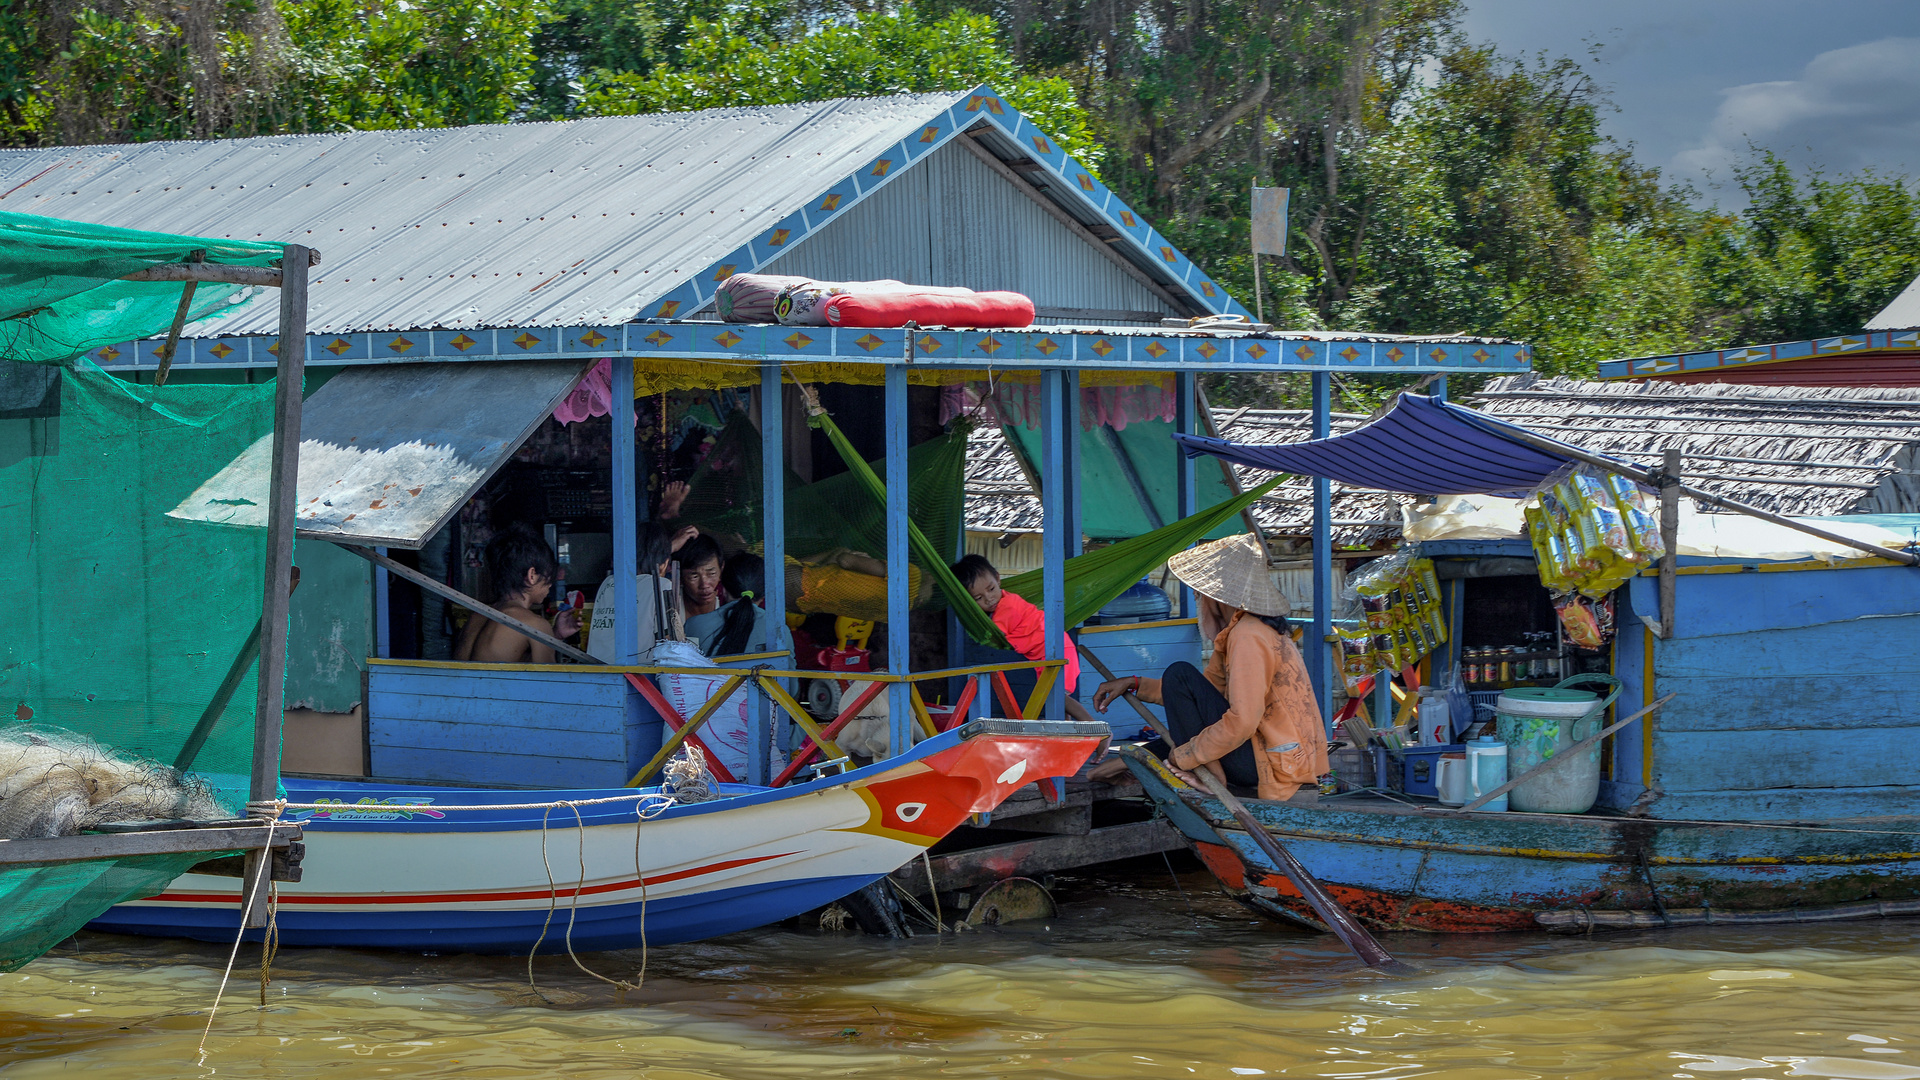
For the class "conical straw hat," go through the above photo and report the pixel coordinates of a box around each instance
[1165,534,1290,617]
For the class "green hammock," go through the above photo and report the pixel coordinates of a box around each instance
[807,404,1286,649]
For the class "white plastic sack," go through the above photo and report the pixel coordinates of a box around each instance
[649,640,756,780]
[1402,494,1528,541]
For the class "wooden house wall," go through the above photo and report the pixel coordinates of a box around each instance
[1618,563,1920,821]
[367,663,658,788]
[761,140,1174,325]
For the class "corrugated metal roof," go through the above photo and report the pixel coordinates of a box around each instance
[0,95,960,335]
[1869,273,1920,330]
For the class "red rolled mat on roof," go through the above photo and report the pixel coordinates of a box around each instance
[825,291,1035,329]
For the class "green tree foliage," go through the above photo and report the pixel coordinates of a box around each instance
[572,7,1099,165]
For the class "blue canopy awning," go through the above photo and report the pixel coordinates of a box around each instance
[1174,393,1614,496]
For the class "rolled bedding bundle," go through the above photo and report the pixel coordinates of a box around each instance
[716,273,812,322]
[774,279,978,325]
[826,290,1035,329]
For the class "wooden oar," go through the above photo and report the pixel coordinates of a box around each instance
[1458,693,1676,813]
[1079,643,1411,973]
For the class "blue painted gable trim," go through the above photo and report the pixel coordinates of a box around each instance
[1599,328,1920,380]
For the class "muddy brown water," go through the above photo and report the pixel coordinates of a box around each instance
[3,865,1918,1078]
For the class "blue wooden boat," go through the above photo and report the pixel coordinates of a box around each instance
[1128,556,1920,932]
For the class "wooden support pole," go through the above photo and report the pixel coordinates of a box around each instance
[151,262,200,388]
[243,242,309,928]
[1659,448,1680,640]
[885,357,913,757]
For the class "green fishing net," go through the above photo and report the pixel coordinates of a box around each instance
[0,367,278,970]
[0,211,284,367]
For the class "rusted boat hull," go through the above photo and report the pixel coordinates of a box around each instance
[1126,752,1920,933]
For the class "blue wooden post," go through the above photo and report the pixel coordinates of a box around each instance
[973,673,992,721]
[1065,371,1083,559]
[1310,370,1333,733]
[1040,370,1068,720]
[612,359,640,666]
[1431,376,1448,403]
[885,363,913,756]
[756,361,785,784]
[1174,372,1198,619]
[373,547,391,659]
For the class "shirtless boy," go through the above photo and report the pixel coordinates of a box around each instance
[454,525,581,663]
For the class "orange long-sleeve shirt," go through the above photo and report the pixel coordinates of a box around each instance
[1137,611,1325,800]
[992,591,1080,693]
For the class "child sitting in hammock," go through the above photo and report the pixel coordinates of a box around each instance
[952,555,1097,724]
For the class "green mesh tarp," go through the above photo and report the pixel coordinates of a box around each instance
[0,368,276,968]
[0,211,283,366]
[0,853,207,971]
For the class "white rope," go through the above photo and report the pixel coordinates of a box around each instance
[195,818,277,1065]
[525,793,680,1001]
[250,793,683,813]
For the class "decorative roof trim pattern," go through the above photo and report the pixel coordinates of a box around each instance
[78,322,1532,374]
[1600,329,1920,380]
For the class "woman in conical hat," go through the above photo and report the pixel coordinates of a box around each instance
[1090,534,1327,800]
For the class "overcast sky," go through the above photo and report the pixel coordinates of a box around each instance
[1458,0,1920,204]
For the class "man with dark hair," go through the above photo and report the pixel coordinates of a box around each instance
[454,525,580,664]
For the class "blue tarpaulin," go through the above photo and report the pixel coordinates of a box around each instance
[1172,393,1609,496]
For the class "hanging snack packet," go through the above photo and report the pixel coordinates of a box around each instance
[1605,472,1666,561]
[1555,593,1606,650]
[1371,631,1400,676]
[1339,630,1376,694]
[1361,593,1394,630]
[1415,559,1443,610]
[1570,470,1639,564]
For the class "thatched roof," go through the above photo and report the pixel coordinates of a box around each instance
[1474,374,1920,517]
[964,408,1404,548]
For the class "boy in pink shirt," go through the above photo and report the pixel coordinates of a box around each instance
[953,555,1095,723]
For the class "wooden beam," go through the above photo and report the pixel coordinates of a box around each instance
[341,544,599,664]
[1658,449,1680,639]
[956,129,1196,317]
[0,822,299,867]
[122,264,285,287]
[887,819,1184,893]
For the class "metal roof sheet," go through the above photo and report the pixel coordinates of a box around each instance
[0,95,960,335]
[170,359,591,547]
[1869,273,1920,330]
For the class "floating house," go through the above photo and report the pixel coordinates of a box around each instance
[0,88,1528,783]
